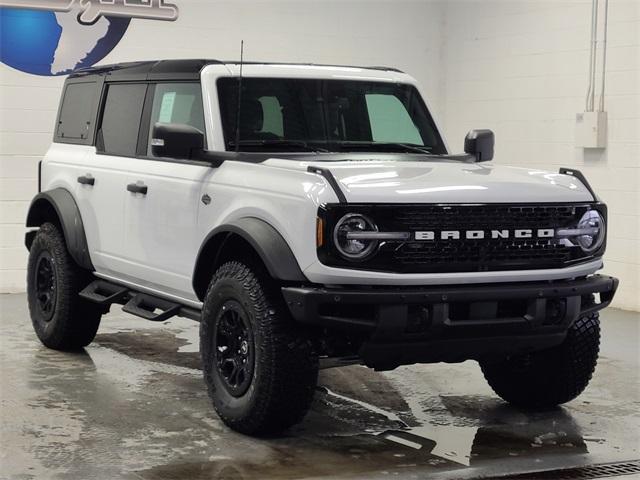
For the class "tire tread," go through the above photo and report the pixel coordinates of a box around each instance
[481,311,600,408]
[27,223,101,350]
[200,261,318,435]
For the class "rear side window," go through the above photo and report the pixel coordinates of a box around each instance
[147,83,204,156]
[99,83,146,157]
[57,82,96,141]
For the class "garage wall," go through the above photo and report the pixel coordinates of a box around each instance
[1,0,638,311]
[441,0,640,311]
[0,0,447,292]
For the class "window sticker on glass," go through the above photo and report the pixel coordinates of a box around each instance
[158,92,176,122]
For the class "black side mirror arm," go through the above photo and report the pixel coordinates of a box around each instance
[195,150,227,168]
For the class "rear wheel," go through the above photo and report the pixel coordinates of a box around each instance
[27,223,102,350]
[200,261,318,435]
[480,310,600,408]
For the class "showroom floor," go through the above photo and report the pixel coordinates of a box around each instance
[1,293,638,480]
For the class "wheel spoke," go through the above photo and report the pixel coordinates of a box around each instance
[220,316,236,340]
[42,293,51,311]
[214,300,255,396]
[236,367,245,386]
[228,361,239,385]
[34,255,56,320]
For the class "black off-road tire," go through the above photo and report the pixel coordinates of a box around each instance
[27,222,102,350]
[480,311,600,408]
[200,261,319,436]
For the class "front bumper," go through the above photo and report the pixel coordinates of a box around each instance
[301,258,604,286]
[282,274,618,369]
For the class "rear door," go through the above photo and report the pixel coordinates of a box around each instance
[121,82,212,300]
[74,82,147,278]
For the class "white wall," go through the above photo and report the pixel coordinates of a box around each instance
[1,0,638,311]
[441,0,639,311]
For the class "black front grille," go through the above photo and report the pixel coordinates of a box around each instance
[394,205,576,229]
[318,203,605,274]
[395,238,572,268]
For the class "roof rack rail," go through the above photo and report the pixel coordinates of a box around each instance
[68,59,404,80]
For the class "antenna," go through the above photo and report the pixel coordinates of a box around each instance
[234,40,244,153]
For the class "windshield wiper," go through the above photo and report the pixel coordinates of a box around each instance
[227,139,329,152]
[335,141,433,154]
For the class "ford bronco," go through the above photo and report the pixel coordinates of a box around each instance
[25,59,618,435]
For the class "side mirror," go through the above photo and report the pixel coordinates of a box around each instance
[464,129,494,162]
[151,123,204,160]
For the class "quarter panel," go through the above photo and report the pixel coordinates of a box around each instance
[196,160,336,276]
[41,143,118,270]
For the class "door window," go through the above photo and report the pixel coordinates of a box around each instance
[99,83,146,157]
[147,83,205,156]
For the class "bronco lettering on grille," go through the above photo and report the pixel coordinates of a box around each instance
[414,229,556,241]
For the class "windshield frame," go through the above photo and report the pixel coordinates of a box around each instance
[216,77,447,155]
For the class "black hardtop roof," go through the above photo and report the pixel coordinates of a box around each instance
[69,59,404,81]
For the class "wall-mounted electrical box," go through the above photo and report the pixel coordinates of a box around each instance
[576,111,607,148]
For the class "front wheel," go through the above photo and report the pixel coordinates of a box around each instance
[200,261,318,436]
[480,311,600,408]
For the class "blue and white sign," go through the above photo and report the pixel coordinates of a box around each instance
[0,0,178,76]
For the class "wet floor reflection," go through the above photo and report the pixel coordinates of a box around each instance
[92,329,592,479]
[131,403,590,480]
[1,294,638,480]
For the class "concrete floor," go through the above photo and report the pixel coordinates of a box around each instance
[1,293,639,480]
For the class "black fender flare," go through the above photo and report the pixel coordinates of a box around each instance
[192,218,307,299]
[25,188,94,271]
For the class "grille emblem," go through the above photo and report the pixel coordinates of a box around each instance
[414,229,555,240]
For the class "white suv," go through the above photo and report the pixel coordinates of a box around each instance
[25,60,618,435]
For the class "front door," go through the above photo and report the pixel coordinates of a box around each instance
[121,82,211,301]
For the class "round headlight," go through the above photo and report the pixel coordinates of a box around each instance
[333,214,378,260]
[575,210,605,253]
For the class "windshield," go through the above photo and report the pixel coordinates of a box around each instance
[217,78,446,154]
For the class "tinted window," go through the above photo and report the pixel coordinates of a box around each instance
[99,83,146,156]
[217,78,445,154]
[366,94,422,144]
[57,82,96,141]
[147,83,204,156]
[258,96,284,137]
[218,78,325,147]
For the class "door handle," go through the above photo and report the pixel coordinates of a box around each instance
[77,175,95,186]
[127,182,148,195]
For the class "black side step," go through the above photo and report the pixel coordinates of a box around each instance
[122,293,181,322]
[80,280,129,306]
[79,279,201,322]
